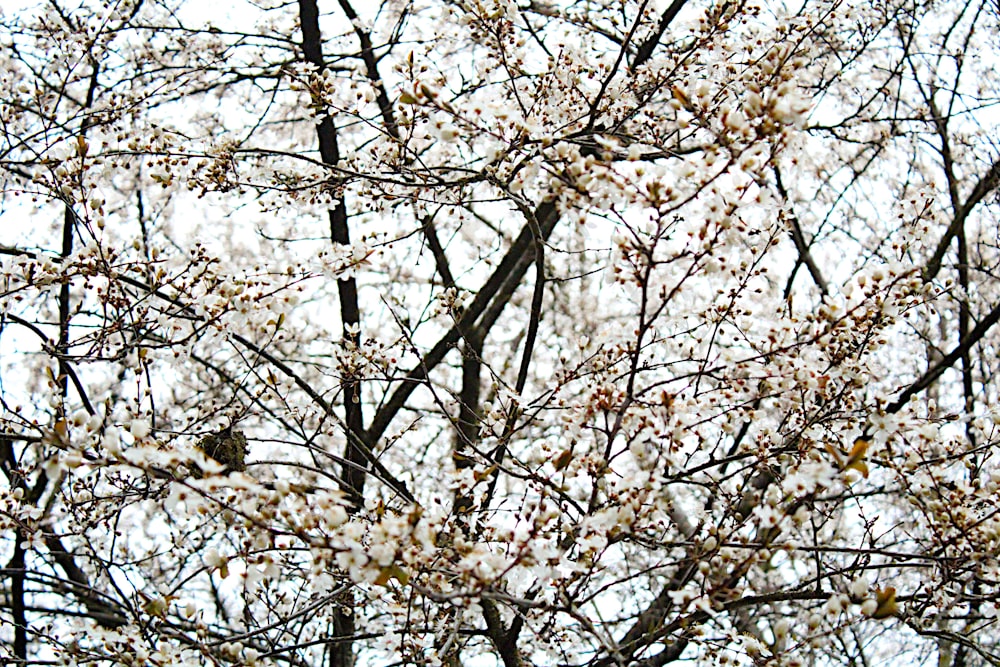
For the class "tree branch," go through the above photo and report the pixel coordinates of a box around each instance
[42,534,127,629]
[632,0,691,68]
[365,199,560,447]
[922,157,1000,283]
[297,0,367,515]
[886,299,1000,414]
[774,165,829,296]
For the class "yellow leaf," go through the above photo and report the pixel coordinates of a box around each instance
[847,438,869,462]
[870,586,898,619]
[407,504,424,526]
[375,563,410,588]
[374,568,392,587]
[553,449,573,471]
[389,563,410,586]
[473,463,498,482]
[140,593,173,618]
[844,438,870,478]
[399,91,418,104]
[672,85,694,110]
[844,460,869,478]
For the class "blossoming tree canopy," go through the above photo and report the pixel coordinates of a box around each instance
[2,0,1000,665]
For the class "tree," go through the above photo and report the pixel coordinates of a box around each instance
[2,0,1000,664]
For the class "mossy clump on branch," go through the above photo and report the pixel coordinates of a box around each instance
[195,427,247,475]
